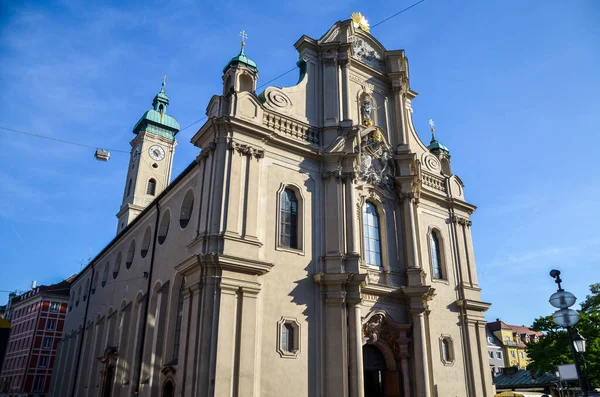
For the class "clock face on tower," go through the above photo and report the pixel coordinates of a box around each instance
[148,145,165,161]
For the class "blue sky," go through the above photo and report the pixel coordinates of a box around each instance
[0,0,598,326]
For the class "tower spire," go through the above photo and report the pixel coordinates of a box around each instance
[239,30,248,54]
[427,118,450,156]
[429,118,436,141]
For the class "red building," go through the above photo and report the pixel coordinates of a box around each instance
[0,279,72,396]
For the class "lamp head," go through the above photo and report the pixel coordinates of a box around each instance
[550,269,561,278]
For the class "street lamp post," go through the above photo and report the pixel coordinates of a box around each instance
[549,269,590,397]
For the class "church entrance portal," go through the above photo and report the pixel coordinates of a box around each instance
[363,344,387,397]
[361,310,412,397]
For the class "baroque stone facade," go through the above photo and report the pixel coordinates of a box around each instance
[51,16,493,397]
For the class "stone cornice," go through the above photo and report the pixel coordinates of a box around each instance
[228,140,265,159]
[456,299,491,312]
[214,254,274,276]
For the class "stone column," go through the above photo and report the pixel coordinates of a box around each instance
[339,56,351,122]
[411,309,431,397]
[90,318,106,394]
[115,307,131,397]
[243,150,263,242]
[323,168,345,272]
[182,274,202,397]
[148,289,168,397]
[398,345,411,397]
[317,276,350,397]
[237,286,260,397]
[213,282,240,396]
[344,174,359,256]
[391,81,408,151]
[347,296,364,397]
[402,194,419,270]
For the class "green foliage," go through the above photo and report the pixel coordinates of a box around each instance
[527,283,600,387]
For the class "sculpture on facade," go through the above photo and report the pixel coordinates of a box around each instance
[356,127,395,191]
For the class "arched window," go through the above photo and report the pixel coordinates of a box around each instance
[158,210,170,245]
[280,189,299,249]
[102,262,109,287]
[113,252,121,279]
[179,190,194,228]
[127,179,132,197]
[172,278,185,361]
[162,379,174,397]
[363,202,382,267]
[430,231,443,279]
[126,240,135,269]
[147,179,157,196]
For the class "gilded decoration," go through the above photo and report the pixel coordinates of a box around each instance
[351,12,370,33]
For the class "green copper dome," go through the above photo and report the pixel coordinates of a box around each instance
[133,80,180,140]
[427,133,450,156]
[223,46,258,73]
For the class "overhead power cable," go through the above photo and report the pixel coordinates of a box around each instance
[0,126,129,153]
[0,1,426,151]
[371,0,426,28]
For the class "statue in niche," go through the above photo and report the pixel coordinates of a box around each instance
[361,97,374,126]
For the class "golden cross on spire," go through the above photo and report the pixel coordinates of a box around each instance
[239,30,248,47]
[429,119,435,133]
[162,74,167,89]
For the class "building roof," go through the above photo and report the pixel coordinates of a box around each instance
[488,320,543,348]
[427,133,450,156]
[11,278,73,307]
[494,369,558,389]
[133,81,180,139]
[488,320,542,337]
[223,46,258,73]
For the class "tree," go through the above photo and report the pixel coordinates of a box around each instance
[527,283,600,387]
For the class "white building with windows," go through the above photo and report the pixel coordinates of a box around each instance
[51,14,494,397]
[486,326,505,377]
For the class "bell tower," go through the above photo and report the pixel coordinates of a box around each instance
[222,31,259,95]
[116,78,180,234]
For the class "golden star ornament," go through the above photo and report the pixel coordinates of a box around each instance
[351,12,370,33]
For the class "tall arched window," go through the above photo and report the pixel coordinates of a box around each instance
[172,278,185,361]
[147,179,157,196]
[430,231,443,279]
[127,179,132,197]
[363,202,382,267]
[280,189,298,249]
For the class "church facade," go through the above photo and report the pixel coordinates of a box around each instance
[51,15,494,397]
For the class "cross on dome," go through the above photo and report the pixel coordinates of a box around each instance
[429,119,435,132]
[240,30,247,47]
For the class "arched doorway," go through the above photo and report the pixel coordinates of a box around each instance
[363,344,387,397]
[163,379,175,397]
[362,310,412,397]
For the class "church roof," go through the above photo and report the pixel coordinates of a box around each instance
[427,133,450,155]
[223,46,258,73]
[133,110,180,133]
[133,80,180,139]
